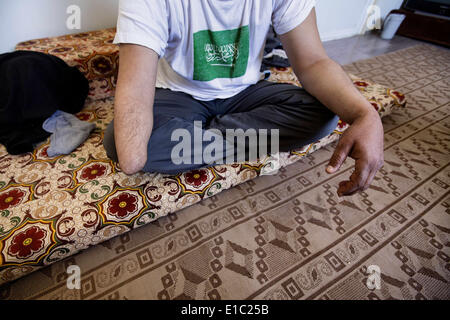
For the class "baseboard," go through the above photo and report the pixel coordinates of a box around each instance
[320,28,360,42]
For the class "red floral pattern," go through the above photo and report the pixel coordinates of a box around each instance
[0,189,25,210]
[185,170,209,187]
[76,113,91,121]
[392,91,406,103]
[354,81,369,87]
[40,147,49,158]
[108,193,138,218]
[337,120,348,130]
[8,226,47,259]
[90,56,114,76]
[81,164,107,180]
[49,47,73,54]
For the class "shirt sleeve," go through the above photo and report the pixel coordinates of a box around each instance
[272,0,316,35]
[113,0,169,57]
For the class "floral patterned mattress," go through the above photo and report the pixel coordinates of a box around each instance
[0,30,407,285]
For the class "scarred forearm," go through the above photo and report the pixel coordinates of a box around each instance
[114,44,159,174]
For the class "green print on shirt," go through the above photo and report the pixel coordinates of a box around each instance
[193,25,249,81]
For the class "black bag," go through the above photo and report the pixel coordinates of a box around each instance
[0,50,89,155]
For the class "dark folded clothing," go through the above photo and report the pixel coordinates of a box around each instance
[0,50,89,155]
[261,26,290,71]
[261,52,291,70]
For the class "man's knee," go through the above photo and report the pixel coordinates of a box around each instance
[103,120,118,162]
[308,105,340,141]
[278,103,339,152]
[320,112,340,137]
[276,86,339,137]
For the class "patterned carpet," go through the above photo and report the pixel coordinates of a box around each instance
[1,44,449,300]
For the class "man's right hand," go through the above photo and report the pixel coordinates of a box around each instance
[113,44,159,175]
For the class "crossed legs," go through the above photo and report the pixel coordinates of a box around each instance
[104,80,339,174]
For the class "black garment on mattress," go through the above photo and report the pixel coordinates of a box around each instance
[0,50,89,155]
[261,26,291,71]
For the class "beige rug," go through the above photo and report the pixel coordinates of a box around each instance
[1,44,449,300]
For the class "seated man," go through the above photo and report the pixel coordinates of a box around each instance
[104,0,384,197]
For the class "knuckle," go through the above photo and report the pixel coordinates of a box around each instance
[331,151,346,166]
[337,138,351,152]
[361,157,372,166]
[353,177,364,188]
[368,157,378,166]
[334,146,344,158]
[336,153,346,163]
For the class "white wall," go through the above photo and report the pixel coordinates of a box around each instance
[316,0,404,41]
[316,0,373,41]
[0,0,404,53]
[0,0,119,53]
[375,0,405,22]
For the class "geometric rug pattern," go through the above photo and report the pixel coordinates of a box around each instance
[1,44,449,300]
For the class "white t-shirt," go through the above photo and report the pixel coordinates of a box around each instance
[114,0,315,101]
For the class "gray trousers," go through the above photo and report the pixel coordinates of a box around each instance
[103,80,339,174]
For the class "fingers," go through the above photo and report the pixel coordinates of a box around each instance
[327,136,384,197]
[327,139,352,174]
[362,158,384,190]
[337,159,370,196]
[337,158,384,197]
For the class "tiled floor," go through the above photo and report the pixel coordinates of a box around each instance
[322,31,440,65]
